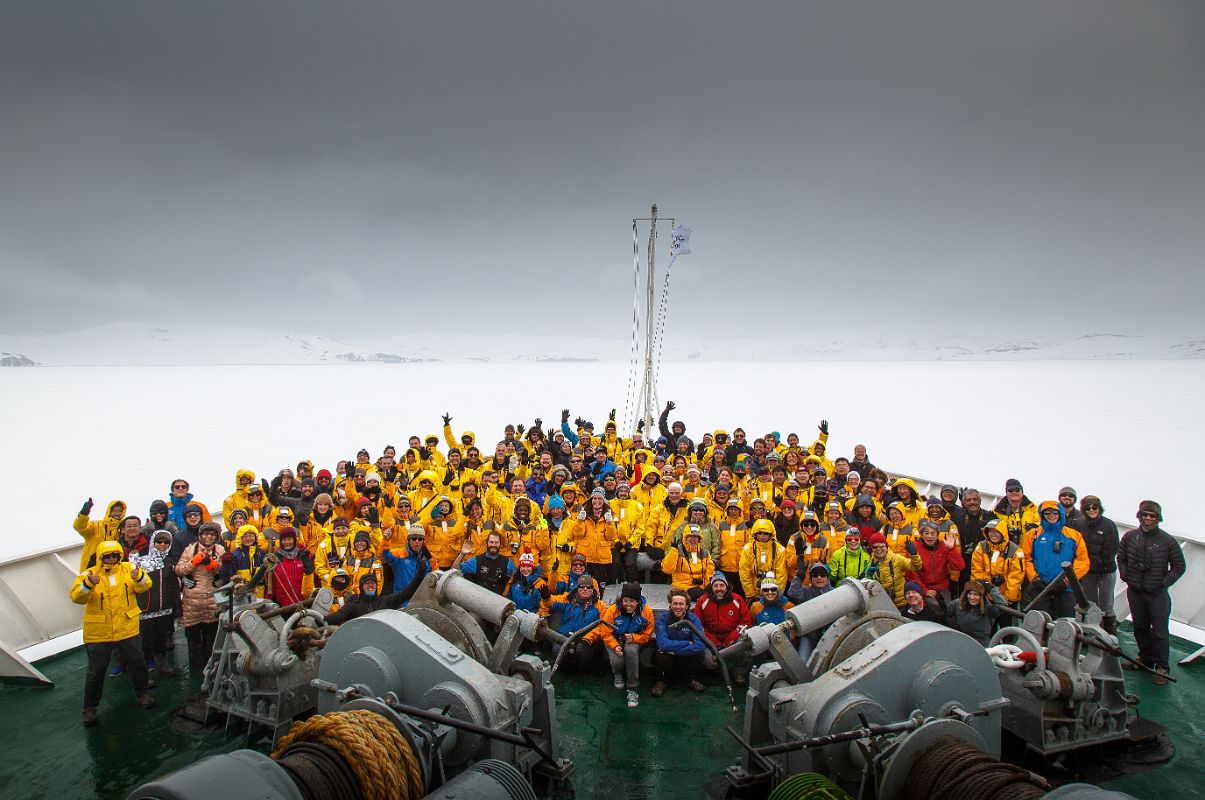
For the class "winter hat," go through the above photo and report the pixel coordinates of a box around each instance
[926,497,944,509]
[184,503,203,516]
[576,573,594,588]
[518,552,536,567]
[709,572,729,587]
[1137,500,1163,522]
[317,469,333,479]
[866,533,887,547]
[854,495,874,509]
[591,487,606,499]
[1059,486,1077,499]
[353,530,371,546]
[301,477,316,488]
[333,516,351,529]
[230,508,248,523]
[358,573,378,591]
[407,524,426,539]
[547,495,566,511]
[801,511,819,525]
[918,519,939,531]
[198,521,222,538]
[686,464,701,475]
[278,526,297,542]
[941,484,958,497]
[620,582,642,602]
[904,581,924,596]
[1080,495,1103,512]
[844,529,862,541]
[809,563,831,578]
[779,500,796,510]
[760,574,780,591]
[716,482,733,494]
[355,497,372,509]
[571,552,588,567]
[1005,478,1023,492]
[152,529,173,544]
[617,481,630,490]
[688,497,708,511]
[365,473,382,485]
[149,499,169,515]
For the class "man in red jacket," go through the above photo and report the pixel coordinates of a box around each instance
[909,520,964,605]
[694,572,751,684]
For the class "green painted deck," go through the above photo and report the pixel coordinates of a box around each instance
[1,625,1199,800]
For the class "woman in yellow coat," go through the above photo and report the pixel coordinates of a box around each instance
[424,496,465,569]
[660,527,715,599]
[569,489,619,584]
[71,539,155,724]
[970,519,1025,604]
[72,498,127,572]
[739,519,788,598]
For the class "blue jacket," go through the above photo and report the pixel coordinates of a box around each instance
[167,493,198,530]
[655,610,706,655]
[561,420,580,446]
[525,476,549,509]
[504,567,546,613]
[1031,506,1080,588]
[381,547,432,594]
[590,459,616,481]
[751,596,791,626]
[550,596,602,636]
[610,597,653,639]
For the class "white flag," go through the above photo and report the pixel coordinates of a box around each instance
[669,223,692,261]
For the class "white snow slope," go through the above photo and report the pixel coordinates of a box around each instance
[1,360,1200,561]
[1,322,1203,367]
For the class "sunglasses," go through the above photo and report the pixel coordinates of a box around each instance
[101,553,121,559]
[408,536,425,541]
[1083,504,1101,511]
[1139,512,1158,519]
[173,484,188,490]
[185,511,201,517]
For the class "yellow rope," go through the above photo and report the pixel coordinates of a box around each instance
[272,709,424,800]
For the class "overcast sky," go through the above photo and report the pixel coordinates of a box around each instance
[2,1,1202,340]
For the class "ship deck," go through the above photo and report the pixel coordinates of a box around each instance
[1,625,1199,800]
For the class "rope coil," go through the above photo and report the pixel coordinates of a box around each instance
[904,738,1048,800]
[272,709,424,800]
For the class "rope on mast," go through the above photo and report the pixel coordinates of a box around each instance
[651,264,673,415]
[621,220,642,433]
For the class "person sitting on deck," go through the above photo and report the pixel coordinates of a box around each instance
[652,587,707,697]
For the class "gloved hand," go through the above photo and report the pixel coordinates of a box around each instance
[691,578,703,586]
[330,574,351,592]
[182,575,197,589]
[905,540,918,556]
[419,447,431,461]
[539,585,551,600]
[442,413,452,426]
[561,409,570,423]
[382,494,393,508]
[574,416,584,428]
[991,575,1004,587]
[636,419,645,433]
[865,564,879,577]
[1030,579,1047,594]
[202,555,219,571]
[344,461,356,478]
[416,555,430,575]
[366,507,380,525]
[262,478,272,495]
[80,498,94,516]
[534,417,542,430]
[609,408,616,421]
[665,400,676,412]
[508,455,519,470]
[191,552,206,567]
[577,510,587,521]
[443,468,456,485]
[818,419,829,435]
[547,428,555,441]
[516,423,526,435]
[604,510,613,523]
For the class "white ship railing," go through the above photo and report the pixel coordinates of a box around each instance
[2,477,1202,683]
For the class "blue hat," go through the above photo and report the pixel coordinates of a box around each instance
[904,581,924,596]
[709,572,729,586]
[548,495,566,510]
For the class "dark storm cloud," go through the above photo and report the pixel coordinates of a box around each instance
[1,1,1202,338]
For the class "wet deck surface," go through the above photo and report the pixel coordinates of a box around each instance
[1,625,1199,799]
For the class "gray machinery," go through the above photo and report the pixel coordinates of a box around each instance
[202,559,337,744]
[724,578,1009,799]
[131,568,572,800]
[989,563,1131,756]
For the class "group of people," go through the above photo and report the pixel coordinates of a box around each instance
[69,403,1187,724]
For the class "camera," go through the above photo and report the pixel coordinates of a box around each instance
[511,542,520,554]
[991,575,1004,587]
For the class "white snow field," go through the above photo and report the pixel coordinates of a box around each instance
[1,360,1201,561]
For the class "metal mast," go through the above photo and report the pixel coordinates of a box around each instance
[638,204,659,431]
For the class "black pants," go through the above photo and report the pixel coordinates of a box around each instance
[654,651,702,684]
[141,616,175,660]
[184,622,218,671]
[84,637,149,709]
[1031,589,1075,619]
[587,561,613,586]
[723,570,744,598]
[1128,587,1172,669]
[552,640,600,672]
[645,548,667,583]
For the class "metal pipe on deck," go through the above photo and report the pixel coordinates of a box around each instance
[436,570,515,626]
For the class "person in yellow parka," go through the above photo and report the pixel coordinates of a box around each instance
[503,496,553,577]
[611,482,646,583]
[461,498,499,558]
[881,504,916,557]
[222,469,256,529]
[644,483,691,557]
[890,478,927,529]
[569,488,619,584]
[408,471,442,519]
[71,539,155,725]
[970,519,1025,604]
[630,467,668,517]
[864,533,923,607]
[784,511,830,586]
[441,413,475,452]
[715,499,751,593]
[240,483,273,530]
[660,527,716,599]
[739,519,788,598]
[72,498,127,572]
[424,496,465,569]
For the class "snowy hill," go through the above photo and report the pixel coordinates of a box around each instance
[0,323,1202,366]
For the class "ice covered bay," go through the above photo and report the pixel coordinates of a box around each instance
[1,360,1199,561]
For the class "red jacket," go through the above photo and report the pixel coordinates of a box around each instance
[908,540,965,593]
[270,548,314,606]
[693,591,750,647]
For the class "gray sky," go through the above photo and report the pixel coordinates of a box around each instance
[2,1,1203,339]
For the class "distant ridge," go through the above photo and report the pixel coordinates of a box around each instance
[0,322,1201,366]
